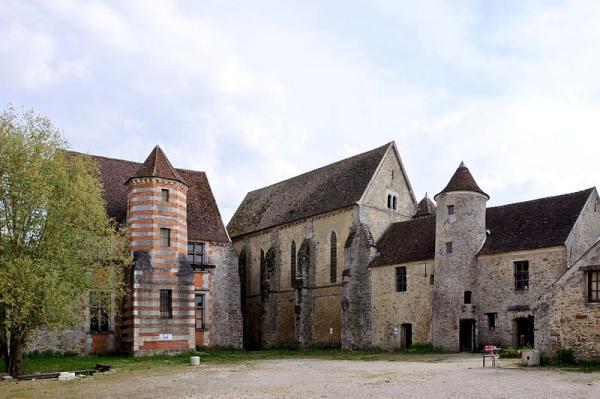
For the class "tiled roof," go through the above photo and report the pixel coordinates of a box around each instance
[414,194,436,218]
[370,215,436,267]
[227,143,392,238]
[69,150,229,243]
[131,145,187,185]
[435,162,488,199]
[479,188,594,255]
[371,188,594,267]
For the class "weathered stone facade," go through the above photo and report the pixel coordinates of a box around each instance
[230,142,600,359]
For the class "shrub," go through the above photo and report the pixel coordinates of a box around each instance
[501,347,520,358]
[407,342,444,354]
[555,348,576,365]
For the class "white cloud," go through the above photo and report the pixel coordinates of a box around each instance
[1,0,600,222]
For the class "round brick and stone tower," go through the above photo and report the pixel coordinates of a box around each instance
[432,162,488,351]
[123,146,195,355]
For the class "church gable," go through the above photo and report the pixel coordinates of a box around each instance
[358,143,416,217]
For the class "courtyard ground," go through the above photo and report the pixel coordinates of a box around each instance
[1,353,599,398]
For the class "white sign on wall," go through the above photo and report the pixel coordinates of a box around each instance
[159,333,173,341]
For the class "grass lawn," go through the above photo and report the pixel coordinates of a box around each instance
[21,347,447,375]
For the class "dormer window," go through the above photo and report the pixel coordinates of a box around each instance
[161,189,169,202]
[447,205,454,215]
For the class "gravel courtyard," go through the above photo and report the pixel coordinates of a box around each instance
[2,354,599,398]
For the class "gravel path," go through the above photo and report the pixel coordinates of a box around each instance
[2,354,599,398]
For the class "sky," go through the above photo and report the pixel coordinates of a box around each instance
[2,0,600,224]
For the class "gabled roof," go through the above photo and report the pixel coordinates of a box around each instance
[414,194,436,218]
[371,188,594,267]
[69,150,229,243]
[130,145,187,185]
[435,161,488,200]
[227,143,392,238]
[479,188,593,255]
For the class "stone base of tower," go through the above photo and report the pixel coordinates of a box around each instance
[123,251,196,356]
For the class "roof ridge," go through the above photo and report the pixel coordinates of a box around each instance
[488,187,595,210]
[247,142,392,194]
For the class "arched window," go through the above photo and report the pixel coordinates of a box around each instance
[330,231,337,283]
[260,249,265,287]
[393,196,397,210]
[387,194,392,209]
[290,241,297,287]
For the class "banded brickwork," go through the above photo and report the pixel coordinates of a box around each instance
[123,177,196,355]
[194,270,213,347]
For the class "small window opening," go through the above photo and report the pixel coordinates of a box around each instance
[445,242,453,254]
[395,266,407,292]
[330,231,338,283]
[447,205,454,215]
[160,228,171,247]
[430,274,434,285]
[464,290,472,304]
[486,313,496,331]
[195,292,206,329]
[387,194,392,209]
[160,289,173,319]
[161,188,169,202]
[391,170,395,180]
[392,196,397,210]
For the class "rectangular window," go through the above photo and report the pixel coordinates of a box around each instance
[486,313,496,331]
[161,189,169,202]
[195,292,206,329]
[445,242,453,254]
[588,271,600,302]
[447,205,455,215]
[395,266,407,292]
[187,241,205,265]
[160,228,171,247]
[514,261,529,291]
[89,291,110,332]
[160,289,173,319]
[464,291,472,304]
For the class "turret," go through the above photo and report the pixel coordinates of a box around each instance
[123,146,194,355]
[414,193,436,218]
[431,162,488,351]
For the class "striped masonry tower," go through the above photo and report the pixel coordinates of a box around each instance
[122,146,196,355]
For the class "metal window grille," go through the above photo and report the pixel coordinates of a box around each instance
[160,289,172,319]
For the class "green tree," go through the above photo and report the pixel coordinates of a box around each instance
[0,106,129,377]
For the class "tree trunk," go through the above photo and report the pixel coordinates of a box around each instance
[1,341,8,373]
[8,338,24,377]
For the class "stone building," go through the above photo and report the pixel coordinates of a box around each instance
[28,146,242,355]
[230,142,600,359]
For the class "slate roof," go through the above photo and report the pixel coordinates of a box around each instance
[130,145,187,185]
[228,143,392,238]
[414,194,436,218]
[435,162,489,199]
[371,188,594,267]
[69,150,229,243]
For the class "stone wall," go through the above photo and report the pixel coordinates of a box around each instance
[535,241,600,360]
[27,328,85,354]
[565,189,600,266]
[231,207,356,348]
[477,247,566,348]
[206,242,243,348]
[370,260,434,349]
